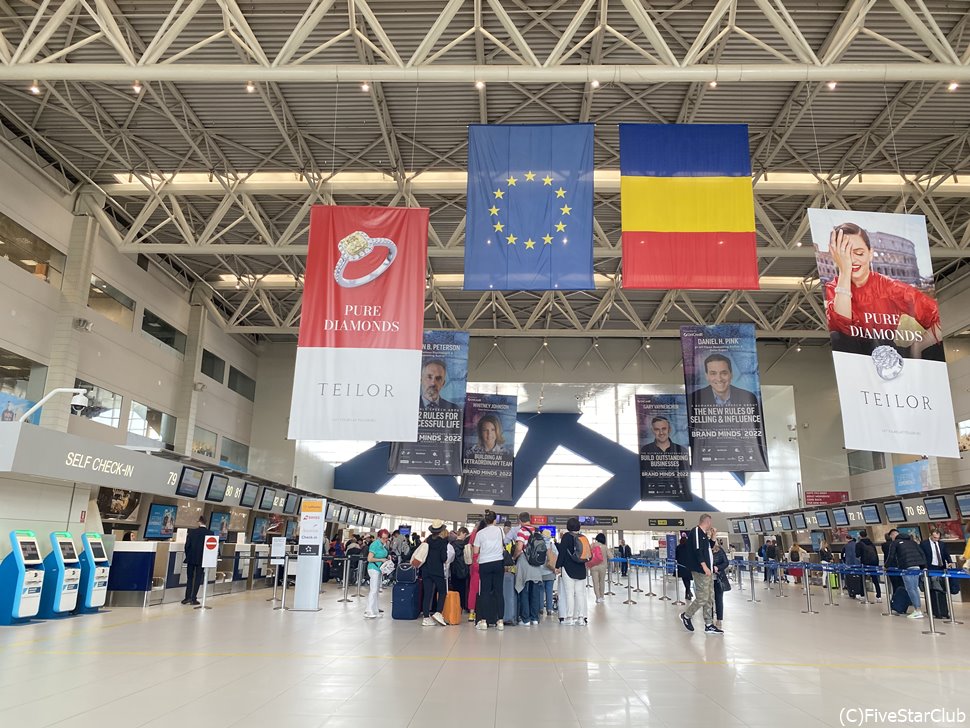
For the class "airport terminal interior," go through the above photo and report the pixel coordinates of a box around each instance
[1,1,970,727]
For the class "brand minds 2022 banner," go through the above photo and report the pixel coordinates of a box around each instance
[288,205,428,442]
[388,330,470,475]
[459,393,517,501]
[635,394,692,501]
[681,323,769,471]
[808,209,958,458]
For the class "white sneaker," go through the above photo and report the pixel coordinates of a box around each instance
[531,620,539,626]
[475,620,488,631]
[496,620,505,631]
[907,611,925,619]
[363,612,377,619]
[596,598,604,604]
[432,612,447,626]
[422,617,434,626]
[875,598,883,603]
[563,618,575,626]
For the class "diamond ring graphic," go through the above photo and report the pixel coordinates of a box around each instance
[871,345,904,381]
[334,231,397,288]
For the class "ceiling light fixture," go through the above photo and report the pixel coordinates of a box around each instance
[246,81,256,93]
[948,82,959,92]
[28,81,40,95]
[235,277,241,290]
[590,79,600,88]
[708,80,717,89]
[360,82,370,92]
[132,80,143,94]
[826,81,837,90]
[475,81,485,90]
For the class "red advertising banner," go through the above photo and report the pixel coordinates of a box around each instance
[804,490,850,506]
[288,205,429,441]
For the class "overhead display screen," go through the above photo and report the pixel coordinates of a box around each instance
[325,502,336,521]
[832,508,849,527]
[283,493,299,515]
[59,541,78,561]
[924,496,950,521]
[860,504,881,525]
[956,492,970,517]
[205,474,230,503]
[815,511,831,528]
[884,501,907,523]
[239,482,259,508]
[793,513,807,530]
[780,515,793,531]
[258,487,276,511]
[175,466,204,498]
[738,520,748,533]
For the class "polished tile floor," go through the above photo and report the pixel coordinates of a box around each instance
[0,575,966,728]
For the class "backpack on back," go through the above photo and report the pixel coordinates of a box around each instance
[451,543,469,579]
[570,533,592,564]
[524,529,548,567]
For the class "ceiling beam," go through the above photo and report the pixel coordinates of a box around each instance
[225,325,832,338]
[4,62,970,84]
[116,243,970,259]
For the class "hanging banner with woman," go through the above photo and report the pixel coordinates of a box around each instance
[808,209,958,457]
[459,393,517,500]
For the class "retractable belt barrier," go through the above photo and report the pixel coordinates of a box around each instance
[601,557,967,637]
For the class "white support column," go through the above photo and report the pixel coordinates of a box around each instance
[172,286,209,456]
[39,195,100,432]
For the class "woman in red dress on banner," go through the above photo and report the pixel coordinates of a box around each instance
[825,222,943,362]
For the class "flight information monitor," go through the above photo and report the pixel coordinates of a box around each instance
[780,516,793,530]
[258,487,276,511]
[923,496,950,521]
[239,482,259,508]
[832,508,849,527]
[793,513,807,530]
[884,501,907,523]
[738,520,748,533]
[205,474,230,503]
[956,493,970,517]
[860,504,881,525]
[175,466,204,498]
[283,493,299,515]
[815,511,831,528]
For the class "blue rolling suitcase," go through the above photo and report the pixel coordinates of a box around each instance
[392,581,421,620]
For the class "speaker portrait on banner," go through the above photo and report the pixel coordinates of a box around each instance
[635,394,692,501]
[681,323,769,472]
[388,330,470,476]
[459,393,517,501]
[808,208,958,458]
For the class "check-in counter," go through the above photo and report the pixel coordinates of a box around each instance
[106,542,163,607]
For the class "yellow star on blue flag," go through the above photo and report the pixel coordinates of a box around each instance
[464,124,594,290]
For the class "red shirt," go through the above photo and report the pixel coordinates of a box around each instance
[824,272,939,337]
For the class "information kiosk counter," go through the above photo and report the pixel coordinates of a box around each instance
[38,532,81,618]
[0,531,45,625]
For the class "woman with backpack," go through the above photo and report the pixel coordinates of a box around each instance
[556,517,590,626]
[539,529,558,616]
[589,533,608,604]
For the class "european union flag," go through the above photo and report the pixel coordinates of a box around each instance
[464,124,594,290]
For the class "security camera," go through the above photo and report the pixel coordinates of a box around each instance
[70,392,88,413]
[72,317,93,333]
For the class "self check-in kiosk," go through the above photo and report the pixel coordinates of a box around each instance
[76,533,110,613]
[0,531,45,625]
[38,532,82,618]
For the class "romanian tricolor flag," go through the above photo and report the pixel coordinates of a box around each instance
[620,124,759,290]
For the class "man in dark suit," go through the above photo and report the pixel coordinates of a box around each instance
[690,354,759,407]
[617,539,632,577]
[182,516,212,605]
[920,528,952,619]
[419,358,460,410]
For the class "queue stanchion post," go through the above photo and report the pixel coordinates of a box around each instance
[920,569,944,636]
[634,561,643,593]
[606,560,616,596]
[355,558,365,598]
[267,556,280,602]
[747,560,761,603]
[861,567,874,606]
[672,563,685,606]
[881,566,892,616]
[659,560,671,601]
[645,561,656,597]
[800,564,818,614]
[623,560,637,605]
[337,557,353,603]
[194,567,212,611]
[273,554,288,611]
[736,560,743,592]
[943,570,963,626]
[774,564,787,598]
